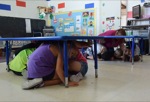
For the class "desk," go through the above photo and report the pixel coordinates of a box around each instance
[0,36,146,87]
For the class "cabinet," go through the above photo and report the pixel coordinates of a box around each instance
[43,26,55,36]
[122,18,150,54]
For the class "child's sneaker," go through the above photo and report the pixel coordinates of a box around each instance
[34,82,45,88]
[22,78,43,90]
[70,72,83,82]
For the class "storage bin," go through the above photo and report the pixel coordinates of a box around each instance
[142,2,150,18]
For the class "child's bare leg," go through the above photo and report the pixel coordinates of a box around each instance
[43,72,62,86]
[69,61,88,82]
[69,60,81,72]
[44,79,62,86]
[43,71,79,87]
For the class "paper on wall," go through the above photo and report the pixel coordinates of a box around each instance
[25,19,31,33]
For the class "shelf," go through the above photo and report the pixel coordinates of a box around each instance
[122,25,150,28]
[128,18,150,21]
[0,46,21,49]
[124,18,150,54]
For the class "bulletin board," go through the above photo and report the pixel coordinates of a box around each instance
[51,8,96,36]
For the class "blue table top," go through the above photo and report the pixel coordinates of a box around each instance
[0,36,147,41]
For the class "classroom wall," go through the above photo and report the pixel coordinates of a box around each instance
[99,0,121,33]
[0,0,48,19]
[0,0,147,35]
[48,0,125,35]
[47,0,101,35]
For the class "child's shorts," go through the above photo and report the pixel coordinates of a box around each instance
[11,70,22,76]
[80,62,88,76]
[42,70,55,81]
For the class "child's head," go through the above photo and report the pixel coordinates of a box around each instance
[115,29,126,36]
[114,48,123,58]
[68,47,78,59]
[50,41,78,59]
[67,42,78,59]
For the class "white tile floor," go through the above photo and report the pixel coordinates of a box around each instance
[0,56,150,101]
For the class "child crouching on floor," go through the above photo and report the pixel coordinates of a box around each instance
[112,48,123,60]
[22,41,91,90]
[68,40,91,82]
[9,48,36,77]
[123,42,140,62]
[22,42,79,90]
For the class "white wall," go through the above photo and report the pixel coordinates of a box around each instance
[48,0,101,35]
[99,0,121,33]
[0,0,48,19]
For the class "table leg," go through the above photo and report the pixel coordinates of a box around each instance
[63,41,68,88]
[131,38,135,65]
[5,41,10,72]
[140,38,143,62]
[94,40,98,78]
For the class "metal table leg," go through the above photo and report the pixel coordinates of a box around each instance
[131,38,135,65]
[140,38,144,62]
[5,41,10,72]
[63,41,69,88]
[94,40,98,78]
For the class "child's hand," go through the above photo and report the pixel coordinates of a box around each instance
[68,82,79,86]
[101,47,107,54]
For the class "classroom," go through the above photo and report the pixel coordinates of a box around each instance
[0,0,150,101]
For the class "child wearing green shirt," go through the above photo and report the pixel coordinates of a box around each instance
[9,48,36,76]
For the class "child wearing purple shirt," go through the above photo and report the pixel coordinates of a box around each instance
[22,41,91,90]
[22,43,79,90]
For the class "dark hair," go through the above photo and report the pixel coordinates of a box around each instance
[115,48,123,56]
[117,29,126,36]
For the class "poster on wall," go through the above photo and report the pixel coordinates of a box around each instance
[81,27,87,36]
[25,19,31,33]
[85,3,94,9]
[89,12,94,20]
[16,0,26,7]
[0,3,11,11]
[76,15,81,32]
[76,15,81,23]
[64,22,74,32]
[83,18,88,26]
[82,11,89,17]
[106,17,115,30]
[76,24,81,32]
[51,8,96,36]
[88,27,94,36]
[88,20,94,26]
[56,18,63,32]
[141,0,145,3]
